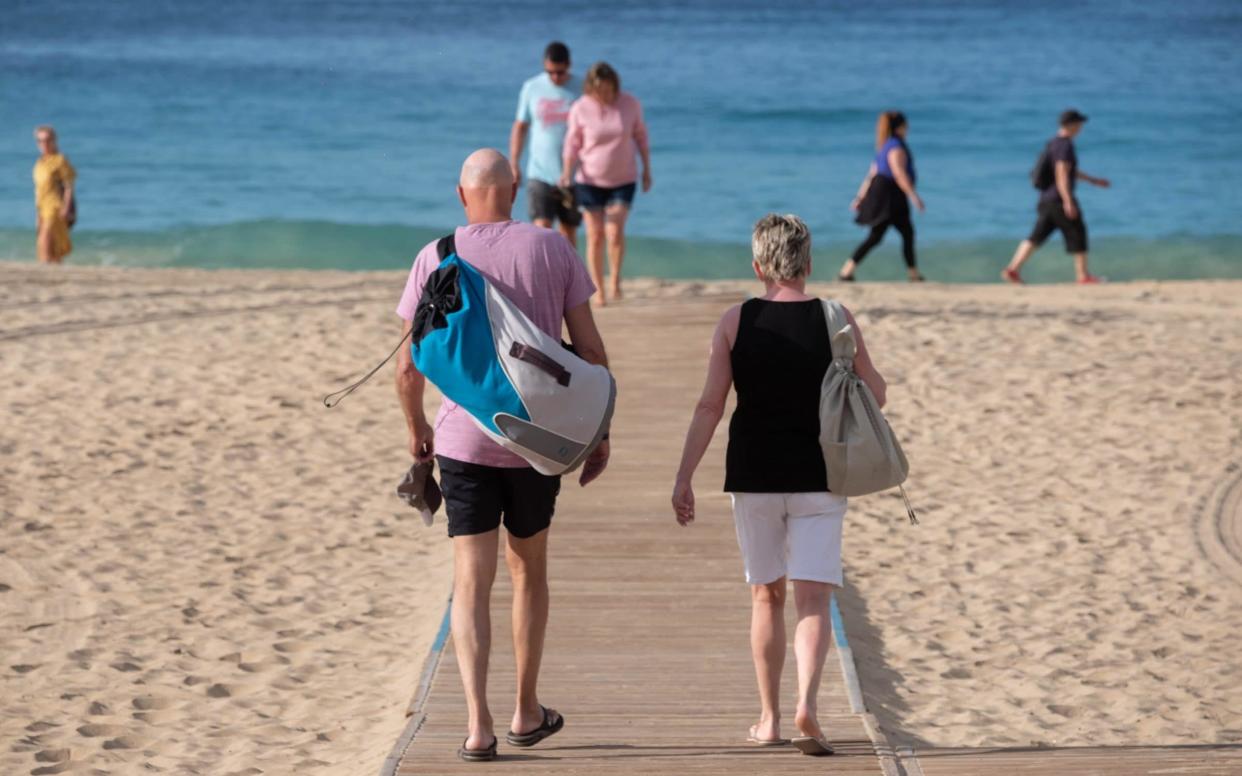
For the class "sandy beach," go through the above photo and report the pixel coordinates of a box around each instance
[2,261,1240,774]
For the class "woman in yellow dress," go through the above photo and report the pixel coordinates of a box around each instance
[32,125,76,264]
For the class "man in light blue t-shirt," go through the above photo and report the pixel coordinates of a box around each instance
[509,41,582,247]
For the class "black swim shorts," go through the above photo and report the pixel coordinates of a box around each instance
[1028,200,1088,254]
[527,180,582,227]
[437,456,562,538]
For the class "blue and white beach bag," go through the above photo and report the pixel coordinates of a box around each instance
[409,235,616,476]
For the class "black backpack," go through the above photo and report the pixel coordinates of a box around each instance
[1030,141,1055,190]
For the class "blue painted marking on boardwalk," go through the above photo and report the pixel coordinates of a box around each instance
[431,601,452,653]
[830,594,849,649]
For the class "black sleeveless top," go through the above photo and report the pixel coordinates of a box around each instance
[724,299,832,493]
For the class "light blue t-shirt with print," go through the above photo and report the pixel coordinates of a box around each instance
[515,73,580,185]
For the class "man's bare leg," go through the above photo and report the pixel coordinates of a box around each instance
[506,528,553,734]
[1073,251,1091,282]
[603,204,629,300]
[792,580,833,740]
[452,530,500,750]
[750,577,786,741]
[1004,239,1038,282]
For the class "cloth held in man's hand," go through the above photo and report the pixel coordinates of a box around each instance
[396,461,442,526]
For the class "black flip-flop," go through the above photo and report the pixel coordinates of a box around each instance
[791,735,835,756]
[837,274,856,282]
[506,706,564,747]
[457,735,498,762]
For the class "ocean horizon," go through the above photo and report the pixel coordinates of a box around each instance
[3,0,1241,282]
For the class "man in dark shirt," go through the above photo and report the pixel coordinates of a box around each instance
[1003,109,1111,284]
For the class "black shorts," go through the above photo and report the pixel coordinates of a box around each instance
[1028,200,1088,254]
[574,182,636,211]
[437,456,561,538]
[527,180,582,227]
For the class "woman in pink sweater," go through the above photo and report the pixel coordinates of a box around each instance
[559,62,652,305]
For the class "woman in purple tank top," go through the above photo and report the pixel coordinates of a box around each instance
[838,111,926,283]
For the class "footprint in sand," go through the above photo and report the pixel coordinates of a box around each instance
[205,681,258,698]
[76,723,127,737]
[102,735,146,750]
[34,748,71,763]
[131,694,172,711]
[131,694,179,723]
[272,640,311,654]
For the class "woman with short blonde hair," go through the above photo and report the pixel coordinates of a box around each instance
[673,214,888,756]
[560,61,652,306]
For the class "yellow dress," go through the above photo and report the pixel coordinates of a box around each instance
[33,153,76,260]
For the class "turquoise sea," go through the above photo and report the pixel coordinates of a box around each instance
[3,0,1241,282]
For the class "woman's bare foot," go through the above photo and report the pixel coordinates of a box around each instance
[592,291,607,307]
[748,717,783,744]
[794,703,823,740]
[609,284,623,301]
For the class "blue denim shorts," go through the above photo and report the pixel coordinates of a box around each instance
[573,182,636,211]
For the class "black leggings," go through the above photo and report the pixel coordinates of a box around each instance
[851,216,917,268]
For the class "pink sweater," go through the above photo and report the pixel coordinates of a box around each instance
[563,92,649,188]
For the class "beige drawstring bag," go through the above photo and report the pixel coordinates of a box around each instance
[819,300,917,523]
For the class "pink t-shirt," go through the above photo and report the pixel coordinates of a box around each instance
[563,92,649,188]
[396,220,596,468]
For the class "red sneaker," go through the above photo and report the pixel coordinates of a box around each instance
[1001,268,1023,284]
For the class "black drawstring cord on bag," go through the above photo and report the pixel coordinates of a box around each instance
[322,327,414,408]
[900,485,919,525]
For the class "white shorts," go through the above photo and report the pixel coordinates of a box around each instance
[730,492,846,586]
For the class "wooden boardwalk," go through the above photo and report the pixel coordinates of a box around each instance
[383,297,1242,776]
[387,298,888,775]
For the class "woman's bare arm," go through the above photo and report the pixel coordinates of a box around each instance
[843,307,886,407]
[888,147,924,211]
[672,305,739,524]
[852,163,877,207]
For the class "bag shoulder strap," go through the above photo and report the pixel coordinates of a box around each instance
[820,299,857,364]
[821,299,847,340]
[436,233,456,262]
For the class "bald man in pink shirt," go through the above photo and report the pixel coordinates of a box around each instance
[397,149,611,761]
[560,62,652,306]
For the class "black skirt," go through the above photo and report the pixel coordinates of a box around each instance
[854,174,909,228]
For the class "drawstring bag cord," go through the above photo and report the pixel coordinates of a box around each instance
[322,327,414,408]
[900,484,919,525]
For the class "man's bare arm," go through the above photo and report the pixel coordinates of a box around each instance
[564,301,610,485]
[1056,160,1077,218]
[395,318,434,461]
[509,121,529,186]
[564,301,608,369]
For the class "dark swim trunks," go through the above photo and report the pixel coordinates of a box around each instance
[437,456,561,538]
[1028,199,1088,254]
[527,180,582,227]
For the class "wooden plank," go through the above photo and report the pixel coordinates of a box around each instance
[391,300,883,774]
